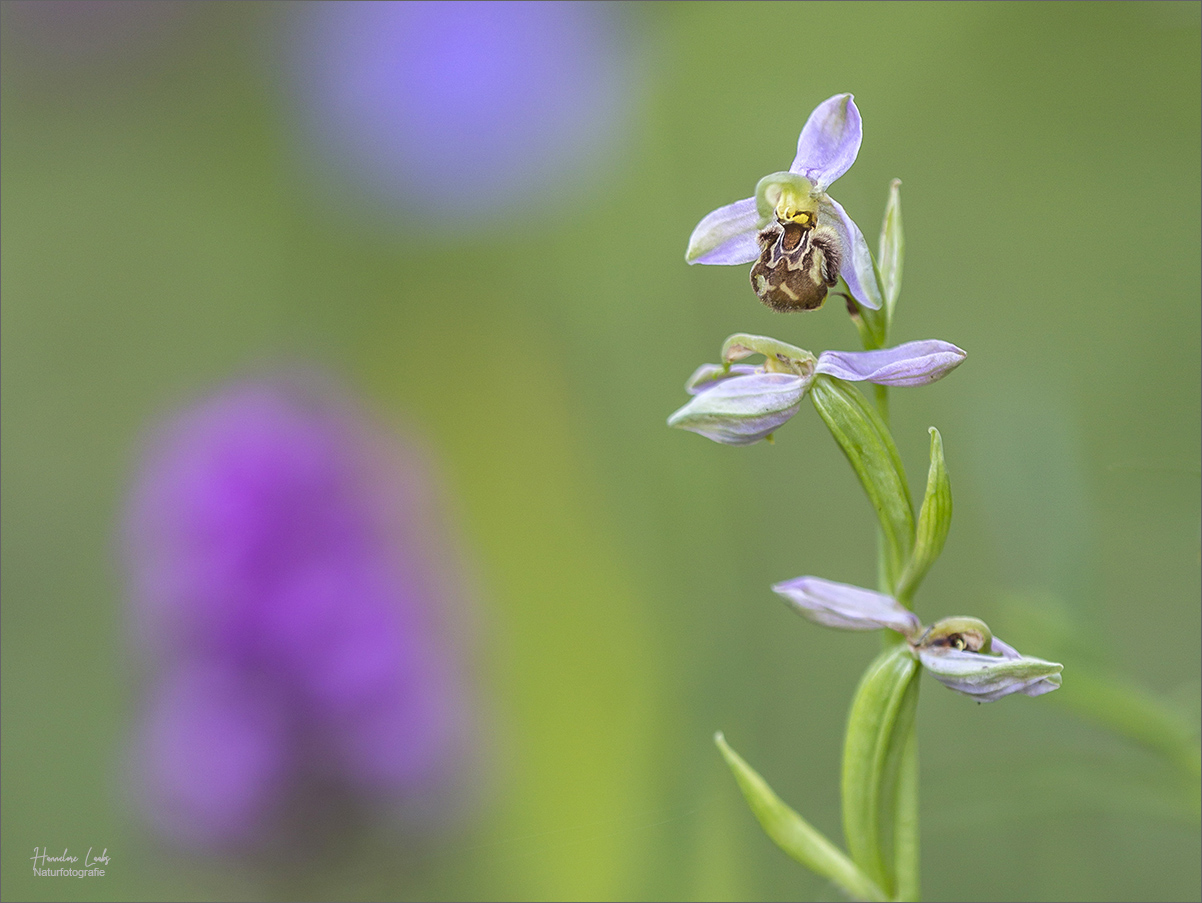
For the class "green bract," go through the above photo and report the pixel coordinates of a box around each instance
[810,374,914,592]
[878,180,904,325]
[896,427,952,605]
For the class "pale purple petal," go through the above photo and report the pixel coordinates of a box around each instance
[667,372,807,445]
[772,576,922,635]
[822,197,882,310]
[918,635,1062,702]
[990,638,1021,659]
[816,341,966,387]
[790,94,862,190]
[686,197,761,265]
[685,363,758,395]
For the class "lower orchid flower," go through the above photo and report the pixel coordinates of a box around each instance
[772,577,1062,703]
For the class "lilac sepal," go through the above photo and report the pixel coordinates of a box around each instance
[667,372,808,446]
[816,340,967,387]
[685,197,761,265]
[684,363,758,395]
[772,576,922,636]
[790,93,862,190]
[918,636,1063,702]
[821,196,882,310]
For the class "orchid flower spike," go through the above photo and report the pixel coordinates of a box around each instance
[685,93,881,313]
[668,336,965,445]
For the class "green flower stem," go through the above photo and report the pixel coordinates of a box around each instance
[852,175,918,901]
[715,733,888,902]
[865,373,920,900]
[853,300,888,350]
[842,645,921,897]
[874,384,891,429]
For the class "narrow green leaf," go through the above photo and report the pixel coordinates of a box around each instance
[810,375,914,590]
[715,732,887,902]
[841,645,921,896]
[878,179,904,328]
[896,427,952,604]
[892,730,921,902]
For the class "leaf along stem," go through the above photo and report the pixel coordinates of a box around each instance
[716,732,888,902]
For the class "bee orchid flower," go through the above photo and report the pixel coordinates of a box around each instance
[772,579,1063,703]
[685,93,882,313]
[668,337,965,446]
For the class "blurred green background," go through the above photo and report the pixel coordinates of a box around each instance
[2,1,1199,900]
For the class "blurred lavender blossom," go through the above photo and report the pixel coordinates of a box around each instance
[284,0,636,223]
[125,374,472,851]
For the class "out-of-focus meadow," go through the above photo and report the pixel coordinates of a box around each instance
[2,2,1199,900]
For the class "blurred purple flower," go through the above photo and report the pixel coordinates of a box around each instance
[126,375,470,849]
[285,0,635,221]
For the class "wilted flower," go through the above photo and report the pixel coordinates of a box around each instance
[668,338,965,445]
[125,374,471,850]
[771,579,1061,703]
[685,94,881,312]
